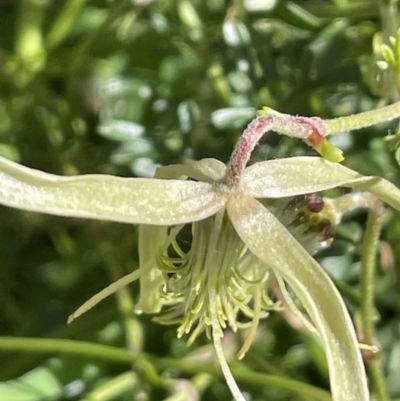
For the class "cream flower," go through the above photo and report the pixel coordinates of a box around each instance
[2,109,400,401]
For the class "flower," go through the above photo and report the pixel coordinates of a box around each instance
[2,110,400,401]
[273,193,336,255]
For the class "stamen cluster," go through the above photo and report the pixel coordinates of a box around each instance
[154,213,278,353]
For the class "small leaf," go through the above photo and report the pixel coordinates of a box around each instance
[223,20,251,47]
[0,366,62,401]
[178,0,203,41]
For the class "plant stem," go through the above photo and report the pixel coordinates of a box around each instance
[156,358,333,401]
[0,336,135,364]
[328,193,390,401]
[0,336,332,400]
[360,200,390,401]
[227,100,400,188]
[325,101,400,134]
[225,111,324,188]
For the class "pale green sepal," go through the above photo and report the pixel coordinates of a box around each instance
[135,225,167,314]
[242,157,366,198]
[156,158,226,183]
[243,155,400,212]
[134,162,226,314]
[0,156,226,225]
[227,195,369,401]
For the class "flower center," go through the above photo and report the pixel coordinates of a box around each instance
[154,209,276,348]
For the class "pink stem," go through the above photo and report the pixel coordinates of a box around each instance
[225,112,327,189]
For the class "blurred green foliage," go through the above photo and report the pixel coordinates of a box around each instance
[2,0,400,400]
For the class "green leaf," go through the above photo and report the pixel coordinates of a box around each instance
[0,366,62,401]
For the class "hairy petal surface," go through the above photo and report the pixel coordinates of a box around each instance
[242,157,366,198]
[243,156,400,212]
[134,160,198,314]
[0,156,226,225]
[227,195,369,401]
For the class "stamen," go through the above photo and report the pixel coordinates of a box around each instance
[237,278,262,360]
[154,210,277,368]
[68,269,142,323]
[209,288,247,401]
[275,273,319,337]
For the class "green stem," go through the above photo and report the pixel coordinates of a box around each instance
[46,0,88,51]
[156,358,333,401]
[368,361,391,401]
[325,100,400,134]
[360,204,384,346]
[360,201,390,401]
[0,336,332,400]
[0,336,135,364]
[329,193,390,401]
[232,368,332,401]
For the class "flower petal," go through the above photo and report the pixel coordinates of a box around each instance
[156,158,227,183]
[243,156,400,213]
[242,157,365,198]
[135,225,167,314]
[0,156,226,225]
[227,195,369,401]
